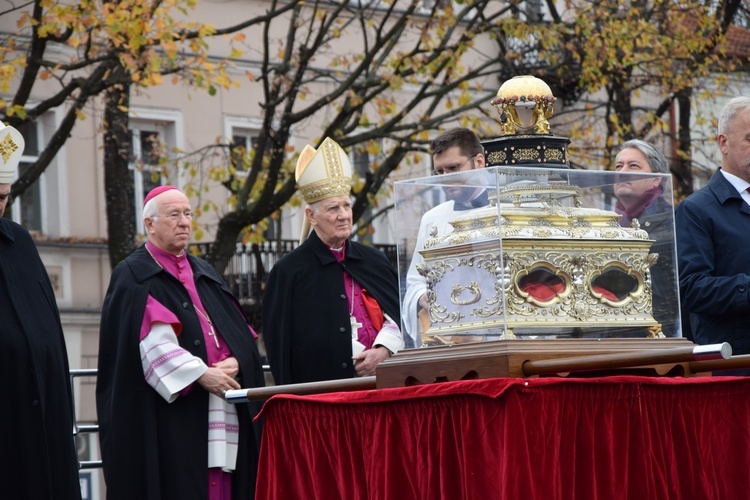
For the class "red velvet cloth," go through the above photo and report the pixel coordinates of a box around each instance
[256,376,750,499]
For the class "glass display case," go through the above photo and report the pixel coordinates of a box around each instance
[394,165,681,348]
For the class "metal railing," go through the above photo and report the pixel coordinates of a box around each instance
[70,368,102,470]
[69,365,273,472]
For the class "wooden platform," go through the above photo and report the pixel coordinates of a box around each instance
[376,337,699,387]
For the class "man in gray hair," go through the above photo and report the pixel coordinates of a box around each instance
[676,96,750,373]
[263,137,404,386]
[97,185,265,499]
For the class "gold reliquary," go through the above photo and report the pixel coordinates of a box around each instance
[395,167,681,347]
[418,184,662,342]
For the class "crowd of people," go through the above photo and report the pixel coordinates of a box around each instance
[5,96,750,499]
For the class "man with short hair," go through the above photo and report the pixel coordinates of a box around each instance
[97,185,265,499]
[0,121,82,499]
[676,96,750,371]
[401,127,487,345]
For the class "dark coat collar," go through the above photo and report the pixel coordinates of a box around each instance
[127,244,223,285]
[304,230,365,266]
[709,168,750,213]
[0,218,16,242]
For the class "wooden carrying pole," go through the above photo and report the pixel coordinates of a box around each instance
[521,342,731,376]
[226,376,376,403]
[688,353,750,374]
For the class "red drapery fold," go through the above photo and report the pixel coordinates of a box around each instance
[255,376,750,499]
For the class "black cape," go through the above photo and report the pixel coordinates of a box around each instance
[0,219,81,500]
[96,245,264,500]
[263,230,402,385]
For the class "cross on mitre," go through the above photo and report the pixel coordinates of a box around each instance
[0,121,25,184]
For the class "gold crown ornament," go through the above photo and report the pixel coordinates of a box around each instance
[490,75,557,135]
[482,76,569,168]
[0,121,25,184]
[295,137,353,205]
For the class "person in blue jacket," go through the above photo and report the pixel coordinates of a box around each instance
[676,96,750,373]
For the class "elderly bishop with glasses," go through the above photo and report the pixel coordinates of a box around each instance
[97,185,266,500]
[263,137,405,386]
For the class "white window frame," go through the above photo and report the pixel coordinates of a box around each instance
[225,116,290,239]
[11,123,44,231]
[128,108,184,235]
[9,110,66,235]
[224,116,264,179]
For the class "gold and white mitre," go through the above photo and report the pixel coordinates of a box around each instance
[295,137,353,205]
[0,121,24,184]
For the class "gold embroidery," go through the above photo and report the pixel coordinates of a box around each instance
[0,133,19,163]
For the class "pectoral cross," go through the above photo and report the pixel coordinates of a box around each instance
[350,314,363,339]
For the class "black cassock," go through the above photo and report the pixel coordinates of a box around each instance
[0,219,81,500]
[263,230,403,385]
[97,246,265,500]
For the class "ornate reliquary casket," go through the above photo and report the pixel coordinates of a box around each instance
[417,184,663,343]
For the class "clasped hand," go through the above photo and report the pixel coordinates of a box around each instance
[197,356,241,398]
[352,346,390,377]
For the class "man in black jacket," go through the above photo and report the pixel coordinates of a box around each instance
[263,137,405,385]
[97,185,265,500]
[0,121,81,499]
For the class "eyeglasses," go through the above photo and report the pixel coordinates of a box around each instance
[432,155,476,176]
[157,210,193,221]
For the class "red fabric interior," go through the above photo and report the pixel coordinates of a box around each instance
[256,376,750,499]
[521,280,564,302]
[521,281,619,302]
[592,285,619,302]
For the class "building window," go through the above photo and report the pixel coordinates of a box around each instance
[126,109,183,235]
[9,121,43,231]
[351,139,394,244]
[230,130,283,237]
[129,121,171,234]
[226,118,282,240]
[524,0,546,23]
[230,130,259,174]
[418,0,451,13]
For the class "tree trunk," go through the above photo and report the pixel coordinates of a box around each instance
[675,88,694,199]
[205,211,247,274]
[103,83,137,268]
